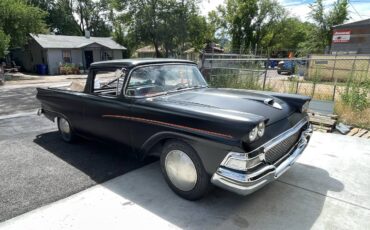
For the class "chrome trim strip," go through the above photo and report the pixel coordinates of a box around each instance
[37,108,43,116]
[218,165,275,181]
[211,123,313,196]
[263,117,308,152]
[220,118,309,171]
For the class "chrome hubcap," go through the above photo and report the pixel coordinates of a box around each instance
[165,150,197,191]
[59,118,70,135]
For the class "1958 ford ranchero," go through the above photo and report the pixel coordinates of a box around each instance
[37,59,313,200]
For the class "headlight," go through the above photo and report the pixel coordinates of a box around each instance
[247,122,265,142]
[257,122,265,137]
[301,101,310,113]
[249,127,258,142]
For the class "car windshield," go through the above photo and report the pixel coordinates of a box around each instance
[126,64,207,97]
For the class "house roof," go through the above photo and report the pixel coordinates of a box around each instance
[333,18,370,28]
[30,34,126,50]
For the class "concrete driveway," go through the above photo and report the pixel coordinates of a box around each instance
[1,132,369,230]
[0,82,71,116]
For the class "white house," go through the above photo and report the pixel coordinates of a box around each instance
[14,34,126,75]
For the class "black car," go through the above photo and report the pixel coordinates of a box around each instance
[37,59,313,200]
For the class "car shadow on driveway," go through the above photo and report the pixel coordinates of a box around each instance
[99,162,344,229]
[33,131,156,183]
[33,131,345,230]
[1,130,157,223]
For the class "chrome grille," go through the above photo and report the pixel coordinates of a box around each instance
[265,131,301,164]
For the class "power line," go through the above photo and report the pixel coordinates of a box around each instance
[282,1,335,8]
[349,1,364,19]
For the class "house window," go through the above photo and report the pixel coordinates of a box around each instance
[102,51,112,61]
[62,50,72,63]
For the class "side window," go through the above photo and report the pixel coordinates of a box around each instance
[93,69,125,96]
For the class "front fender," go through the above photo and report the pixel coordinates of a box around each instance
[140,131,236,175]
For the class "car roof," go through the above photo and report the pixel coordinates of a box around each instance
[90,58,196,68]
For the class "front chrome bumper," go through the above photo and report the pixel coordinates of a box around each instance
[211,120,313,196]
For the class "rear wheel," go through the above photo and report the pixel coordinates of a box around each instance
[57,117,75,143]
[160,140,212,200]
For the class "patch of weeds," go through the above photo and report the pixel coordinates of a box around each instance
[341,66,370,112]
[287,76,299,94]
[207,68,262,90]
[335,101,370,129]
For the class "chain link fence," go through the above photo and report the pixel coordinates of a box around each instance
[199,53,370,102]
[197,52,370,127]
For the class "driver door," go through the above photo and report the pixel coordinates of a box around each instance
[81,68,132,146]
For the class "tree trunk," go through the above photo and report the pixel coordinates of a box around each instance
[153,41,161,58]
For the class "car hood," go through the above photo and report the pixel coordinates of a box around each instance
[147,88,296,126]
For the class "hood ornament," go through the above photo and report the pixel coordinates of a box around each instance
[264,98,282,110]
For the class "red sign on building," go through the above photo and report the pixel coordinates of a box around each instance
[332,30,351,43]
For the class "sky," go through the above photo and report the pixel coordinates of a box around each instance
[200,0,370,23]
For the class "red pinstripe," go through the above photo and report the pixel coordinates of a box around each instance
[102,114,234,139]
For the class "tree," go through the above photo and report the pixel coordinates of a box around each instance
[49,0,82,35]
[0,30,10,58]
[112,21,135,58]
[29,0,112,36]
[207,9,228,46]
[308,0,349,52]
[111,0,210,57]
[218,0,257,52]
[261,18,315,55]
[74,0,112,36]
[0,0,46,57]
[188,14,212,51]
[217,0,286,53]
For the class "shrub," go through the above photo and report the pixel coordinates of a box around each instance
[341,70,370,112]
[59,63,80,75]
[205,68,263,90]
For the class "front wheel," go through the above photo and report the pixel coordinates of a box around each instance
[57,117,76,143]
[160,141,212,200]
